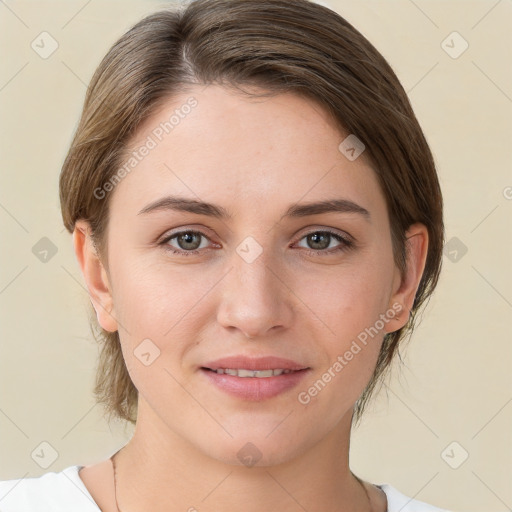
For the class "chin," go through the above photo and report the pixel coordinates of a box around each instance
[192,429,312,469]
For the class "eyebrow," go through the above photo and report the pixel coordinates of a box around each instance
[137,196,370,221]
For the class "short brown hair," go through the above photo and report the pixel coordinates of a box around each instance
[60,0,444,427]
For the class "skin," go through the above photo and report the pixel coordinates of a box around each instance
[74,84,428,512]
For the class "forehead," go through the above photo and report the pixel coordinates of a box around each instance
[110,84,384,219]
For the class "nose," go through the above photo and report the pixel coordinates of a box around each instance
[216,247,295,339]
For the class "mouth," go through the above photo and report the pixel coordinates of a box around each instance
[201,367,301,377]
[199,356,311,400]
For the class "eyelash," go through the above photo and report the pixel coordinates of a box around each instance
[159,229,354,257]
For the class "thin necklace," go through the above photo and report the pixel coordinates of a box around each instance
[111,452,375,512]
[111,450,122,512]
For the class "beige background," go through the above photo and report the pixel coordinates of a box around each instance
[1,1,511,510]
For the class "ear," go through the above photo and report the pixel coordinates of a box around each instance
[385,223,429,333]
[73,219,118,333]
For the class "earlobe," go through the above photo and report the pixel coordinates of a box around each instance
[385,223,429,333]
[73,220,118,333]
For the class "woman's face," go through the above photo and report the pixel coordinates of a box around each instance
[80,84,424,466]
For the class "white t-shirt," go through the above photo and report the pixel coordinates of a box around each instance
[0,465,452,512]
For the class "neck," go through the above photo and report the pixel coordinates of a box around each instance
[110,399,376,512]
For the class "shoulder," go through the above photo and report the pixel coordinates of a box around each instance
[378,483,453,512]
[0,465,100,512]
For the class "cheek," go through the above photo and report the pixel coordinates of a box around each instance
[110,256,209,331]
[110,261,206,393]
[295,255,393,397]
[295,273,388,422]
[302,260,393,340]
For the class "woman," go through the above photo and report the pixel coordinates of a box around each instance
[0,0,448,510]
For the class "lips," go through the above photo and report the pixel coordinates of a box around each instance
[199,355,311,401]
